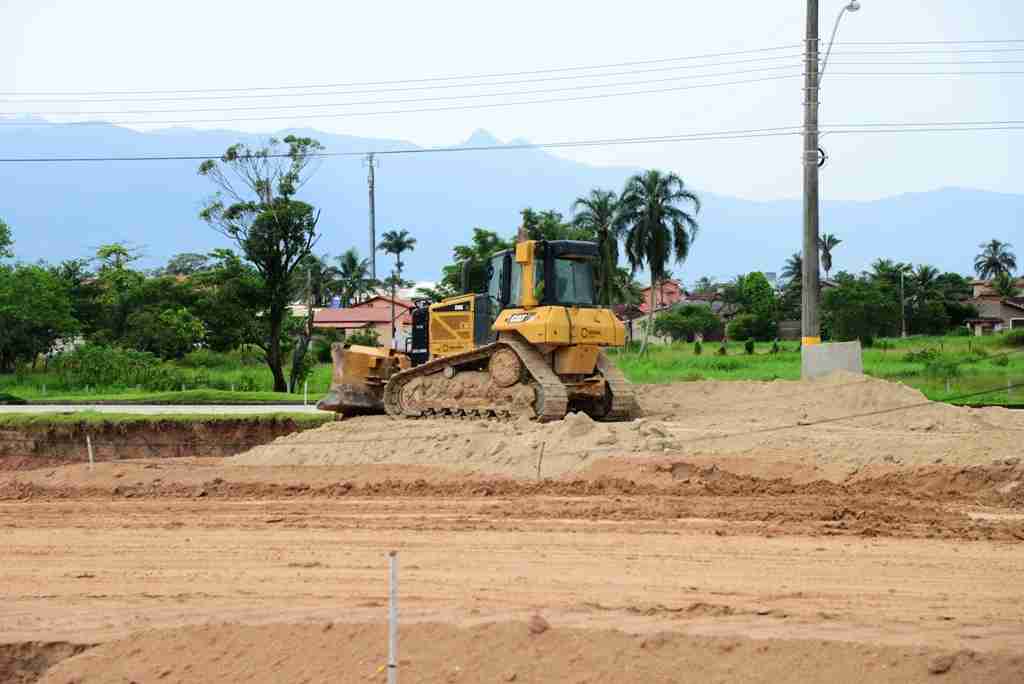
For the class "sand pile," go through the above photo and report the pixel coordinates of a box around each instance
[231,372,1024,477]
[231,410,682,478]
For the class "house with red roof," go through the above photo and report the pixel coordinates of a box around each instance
[313,295,414,349]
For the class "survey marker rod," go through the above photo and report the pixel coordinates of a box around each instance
[388,550,398,684]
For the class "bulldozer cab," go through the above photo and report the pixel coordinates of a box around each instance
[485,240,599,315]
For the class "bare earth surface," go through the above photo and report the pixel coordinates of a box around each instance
[2,373,1024,683]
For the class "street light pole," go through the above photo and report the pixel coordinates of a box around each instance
[802,1,861,349]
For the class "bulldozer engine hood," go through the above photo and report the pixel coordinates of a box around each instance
[494,306,625,347]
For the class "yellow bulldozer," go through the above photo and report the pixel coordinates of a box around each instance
[318,228,638,422]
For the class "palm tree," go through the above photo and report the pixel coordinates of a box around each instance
[692,276,717,294]
[780,252,803,284]
[818,233,842,280]
[378,229,417,347]
[992,272,1021,298]
[618,170,701,354]
[571,189,622,306]
[974,240,1017,280]
[335,248,374,307]
[912,264,942,304]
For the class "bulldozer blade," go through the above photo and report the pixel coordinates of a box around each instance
[316,383,386,415]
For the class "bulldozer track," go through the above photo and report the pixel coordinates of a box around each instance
[597,351,639,420]
[383,334,569,422]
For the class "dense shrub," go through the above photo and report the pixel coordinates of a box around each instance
[53,344,187,390]
[346,327,381,347]
[179,348,235,369]
[693,340,703,356]
[744,339,755,355]
[1005,330,1024,347]
[726,314,776,342]
[948,326,970,337]
[653,305,721,342]
[123,307,206,360]
[903,347,941,364]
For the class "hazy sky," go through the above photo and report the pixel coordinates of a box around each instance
[3,0,1023,200]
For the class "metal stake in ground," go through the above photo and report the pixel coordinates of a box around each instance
[388,550,398,684]
[86,435,94,468]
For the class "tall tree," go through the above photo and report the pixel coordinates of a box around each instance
[817,233,842,280]
[441,228,512,294]
[571,189,622,306]
[163,252,211,276]
[0,264,78,373]
[93,243,145,343]
[618,170,701,354]
[378,229,417,347]
[912,264,943,304]
[781,252,803,284]
[992,272,1021,298]
[198,135,323,392]
[974,239,1017,280]
[335,248,375,306]
[692,276,717,295]
[0,218,12,259]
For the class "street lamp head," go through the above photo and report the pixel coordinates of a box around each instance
[846,1,861,11]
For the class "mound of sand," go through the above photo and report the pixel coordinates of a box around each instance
[231,372,1024,477]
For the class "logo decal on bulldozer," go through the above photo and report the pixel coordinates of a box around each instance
[507,312,535,324]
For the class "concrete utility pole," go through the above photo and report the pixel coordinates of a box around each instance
[366,153,378,280]
[801,0,822,347]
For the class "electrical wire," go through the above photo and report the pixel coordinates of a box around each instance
[0,65,807,118]
[0,44,805,97]
[0,74,802,127]
[0,54,809,105]
[2,119,1022,164]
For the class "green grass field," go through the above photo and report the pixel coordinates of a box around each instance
[0,411,333,428]
[610,334,1024,406]
[1,334,1021,407]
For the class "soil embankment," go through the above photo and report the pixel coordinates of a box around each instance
[0,416,327,471]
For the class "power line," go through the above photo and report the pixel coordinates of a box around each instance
[0,54,809,105]
[0,74,801,127]
[9,60,1024,116]
[834,39,1024,46]
[1,120,1022,164]
[0,44,804,97]
[4,50,1022,106]
[0,65,806,118]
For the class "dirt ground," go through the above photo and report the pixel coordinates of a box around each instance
[2,373,1024,683]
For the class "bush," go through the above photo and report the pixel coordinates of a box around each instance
[716,343,728,356]
[1004,330,1024,347]
[179,348,234,369]
[744,339,755,355]
[949,326,971,337]
[925,358,961,379]
[771,340,781,354]
[653,305,722,342]
[346,327,381,347]
[124,307,206,360]
[693,340,703,356]
[53,344,188,391]
[903,347,941,364]
[726,314,776,342]
[992,354,1010,367]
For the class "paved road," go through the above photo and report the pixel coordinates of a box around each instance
[0,404,323,415]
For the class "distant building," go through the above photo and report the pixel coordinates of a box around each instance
[313,295,414,349]
[638,279,686,314]
[966,278,1024,335]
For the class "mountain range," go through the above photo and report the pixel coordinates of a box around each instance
[2,120,1021,283]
